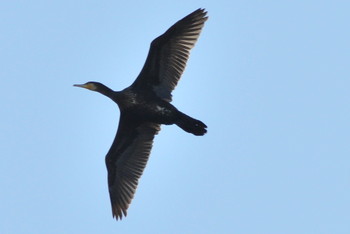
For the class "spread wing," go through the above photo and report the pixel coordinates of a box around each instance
[105,112,160,220]
[131,8,208,102]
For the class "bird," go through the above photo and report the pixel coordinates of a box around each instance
[74,8,208,220]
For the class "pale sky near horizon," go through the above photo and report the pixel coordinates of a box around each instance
[1,1,350,233]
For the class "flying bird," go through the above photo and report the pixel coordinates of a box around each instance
[74,8,208,220]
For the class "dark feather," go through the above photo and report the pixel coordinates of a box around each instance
[132,8,208,101]
[105,113,160,220]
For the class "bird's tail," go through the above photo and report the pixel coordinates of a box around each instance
[176,112,207,136]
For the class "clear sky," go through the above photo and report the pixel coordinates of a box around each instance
[1,0,349,233]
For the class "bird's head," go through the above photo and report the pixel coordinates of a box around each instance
[73,81,100,91]
[74,81,115,98]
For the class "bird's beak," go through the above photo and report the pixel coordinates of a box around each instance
[73,83,97,91]
[73,84,87,88]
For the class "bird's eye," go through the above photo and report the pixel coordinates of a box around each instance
[85,83,97,90]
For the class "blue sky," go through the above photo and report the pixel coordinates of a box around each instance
[1,0,350,233]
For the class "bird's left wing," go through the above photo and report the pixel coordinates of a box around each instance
[105,113,160,220]
[131,8,208,102]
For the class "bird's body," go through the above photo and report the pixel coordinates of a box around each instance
[74,8,208,220]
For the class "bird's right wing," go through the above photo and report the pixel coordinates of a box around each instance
[105,112,160,220]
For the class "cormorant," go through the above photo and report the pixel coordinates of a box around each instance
[74,8,208,220]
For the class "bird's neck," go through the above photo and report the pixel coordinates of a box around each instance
[97,84,115,98]
[97,85,125,107]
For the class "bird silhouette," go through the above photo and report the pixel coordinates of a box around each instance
[74,8,208,220]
